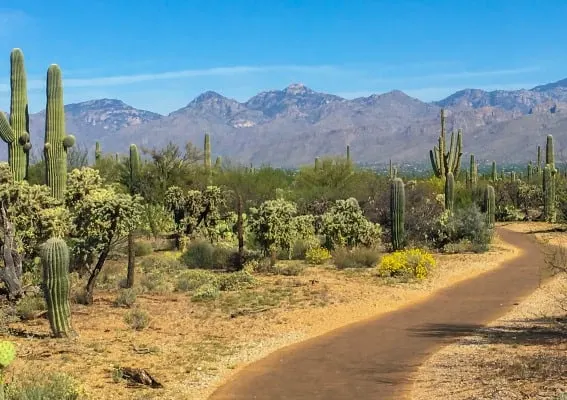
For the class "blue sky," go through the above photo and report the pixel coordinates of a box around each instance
[0,0,566,114]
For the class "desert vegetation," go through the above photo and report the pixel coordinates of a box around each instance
[0,48,565,398]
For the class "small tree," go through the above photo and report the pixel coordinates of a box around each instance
[66,168,142,304]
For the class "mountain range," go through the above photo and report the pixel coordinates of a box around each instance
[14,78,567,167]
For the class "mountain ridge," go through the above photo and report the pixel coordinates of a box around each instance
[7,77,567,167]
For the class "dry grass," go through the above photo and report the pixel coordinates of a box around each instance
[0,231,520,400]
[411,222,567,400]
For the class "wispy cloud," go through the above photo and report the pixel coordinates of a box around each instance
[0,64,342,91]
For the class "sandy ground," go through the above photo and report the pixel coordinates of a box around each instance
[411,222,567,400]
[0,230,521,400]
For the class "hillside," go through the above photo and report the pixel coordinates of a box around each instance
[7,77,567,167]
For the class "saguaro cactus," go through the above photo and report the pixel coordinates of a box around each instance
[314,157,320,171]
[41,237,74,338]
[537,145,542,174]
[390,178,405,251]
[204,133,212,184]
[543,164,556,222]
[527,161,533,183]
[491,161,498,182]
[483,185,496,229]
[444,172,455,211]
[125,144,141,288]
[346,145,351,164]
[0,49,32,181]
[467,154,477,189]
[429,109,463,178]
[94,141,102,164]
[44,65,75,200]
[215,156,222,169]
[546,135,555,167]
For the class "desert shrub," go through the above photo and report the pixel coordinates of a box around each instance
[321,198,381,249]
[181,240,238,270]
[218,271,256,291]
[138,270,174,294]
[15,296,46,320]
[113,289,138,308]
[289,235,321,260]
[175,270,219,292]
[442,239,474,254]
[133,241,153,257]
[139,254,183,272]
[305,247,332,265]
[272,262,305,276]
[332,246,381,269]
[441,204,492,252]
[378,248,435,280]
[124,308,150,330]
[191,283,220,302]
[3,372,84,400]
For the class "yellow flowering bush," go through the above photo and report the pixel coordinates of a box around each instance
[305,246,332,265]
[378,248,435,280]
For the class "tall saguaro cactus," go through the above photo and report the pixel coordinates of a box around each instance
[483,185,496,229]
[44,65,75,200]
[543,164,556,222]
[41,237,74,338]
[491,161,498,182]
[0,49,32,181]
[429,109,463,178]
[390,178,405,251]
[467,154,477,189]
[204,133,212,184]
[125,144,141,288]
[94,141,102,164]
[444,172,455,211]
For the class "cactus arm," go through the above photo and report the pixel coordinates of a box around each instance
[0,112,14,143]
[429,149,440,177]
[453,130,463,176]
[447,131,456,172]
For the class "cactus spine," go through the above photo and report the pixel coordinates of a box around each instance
[444,172,455,211]
[0,49,32,181]
[429,109,463,178]
[483,185,496,229]
[44,65,75,200]
[390,178,405,251]
[41,237,74,338]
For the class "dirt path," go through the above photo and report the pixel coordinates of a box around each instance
[208,227,546,400]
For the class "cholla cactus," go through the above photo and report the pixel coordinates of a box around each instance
[0,341,15,369]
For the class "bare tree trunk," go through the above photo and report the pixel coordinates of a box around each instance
[0,203,22,301]
[84,207,119,305]
[125,231,135,288]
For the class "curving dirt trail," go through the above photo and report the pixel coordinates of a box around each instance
[208,227,546,400]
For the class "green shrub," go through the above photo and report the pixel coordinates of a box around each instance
[124,308,150,330]
[305,247,332,265]
[332,246,382,269]
[378,248,435,280]
[175,270,219,292]
[218,271,255,291]
[181,240,238,270]
[113,289,137,308]
[273,262,305,276]
[133,241,153,256]
[15,296,46,320]
[442,239,473,254]
[441,204,492,253]
[139,270,174,294]
[290,236,321,260]
[3,372,84,399]
[139,254,183,273]
[191,283,220,302]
